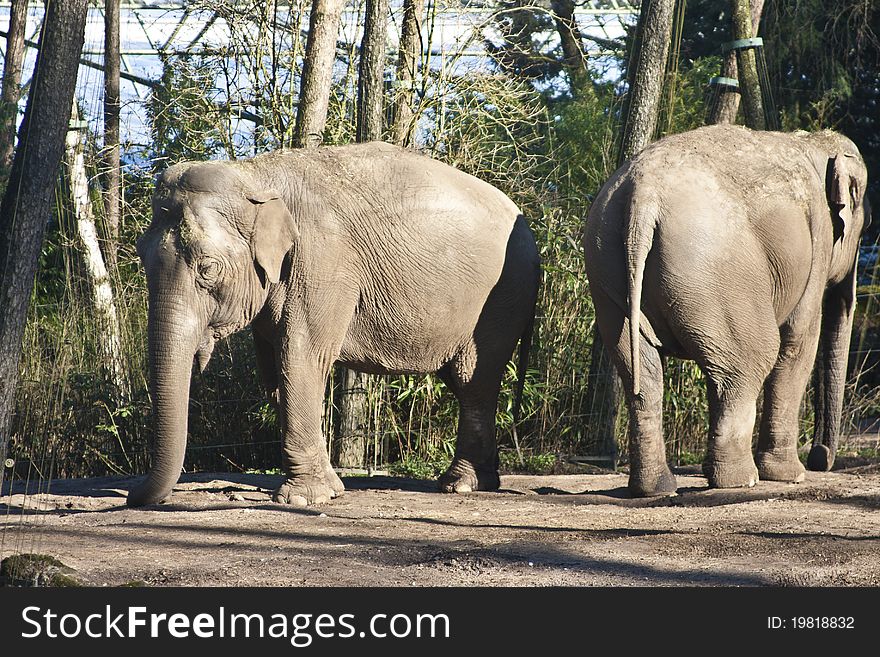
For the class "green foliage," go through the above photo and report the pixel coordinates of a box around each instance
[424,71,551,201]
[550,84,620,200]
[11,176,150,478]
[0,554,82,587]
[499,450,557,475]
[658,56,723,136]
[662,360,710,465]
[389,450,452,480]
[675,450,705,467]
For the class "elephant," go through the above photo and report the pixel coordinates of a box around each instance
[128,141,540,507]
[583,125,871,497]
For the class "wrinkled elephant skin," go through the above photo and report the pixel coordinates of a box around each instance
[583,125,870,497]
[129,142,540,507]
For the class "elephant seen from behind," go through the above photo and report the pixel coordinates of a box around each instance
[583,125,870,497]
[129,142,540,507]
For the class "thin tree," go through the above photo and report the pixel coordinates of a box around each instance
[66,102,128,401]
[391,0,423,147]
[551,0,589,95]
[335,0,391,469]
[709,0,764,125]
[587,0,676,465]
[103,0,121,272]
[0,0,28,176]
[0,0,89,489]
[293,0,347,148]
[356,0,389,141]
[730,0,765,129]
[618,0,677,162]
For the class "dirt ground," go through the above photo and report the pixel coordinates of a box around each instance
[2,462,880,588]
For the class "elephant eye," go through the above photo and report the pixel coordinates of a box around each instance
[197,257,222,286]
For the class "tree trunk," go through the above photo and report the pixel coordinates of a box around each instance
[391,0,424,147]
[588,0,675,466]
[618,0,676,163]
[293,0,346,148]
[357,0,390,142]
[551,0,589,95]
[709,0,764,125]
[0,0,28,176]
[335,368,368,468]
[103,0,121,272]
[336,0,393,469]
[66,102,128,401]
[0,0,88,493]
[731,0,765,130]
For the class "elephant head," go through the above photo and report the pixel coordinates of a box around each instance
[128,161,297,507]
[803,132,871,470]
[807,132,871,279]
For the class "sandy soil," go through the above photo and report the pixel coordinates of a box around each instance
[2,464,879,588]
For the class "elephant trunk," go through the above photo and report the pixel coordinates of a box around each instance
[127,294,201,506]
[808,267,857,471]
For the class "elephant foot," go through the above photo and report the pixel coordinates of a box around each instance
[806,444,834,472]
[127,477,174,507]
[273,474,343,506]
[437,458,500,494]
[323,463,346,497]
[703,458,759,489]
[756,450,806,483]
[628,466,677,498]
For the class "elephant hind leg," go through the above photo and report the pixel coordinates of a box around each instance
[702,339,781,488]
[624,336,677,497]
[437,245,537,495]
[703,380,763,488]
[700,334,777,488]
[626,350,677,496]
[591,287,676,497]
[676,291,779,489]
[436,353,504,494]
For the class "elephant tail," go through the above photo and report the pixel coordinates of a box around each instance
[513,311,534,428]
[510,309,535,464]
[625,204,658,397]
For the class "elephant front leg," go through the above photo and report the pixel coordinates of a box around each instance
[756,319,821,482]
[273,355,345,506]
[808,271,857,472]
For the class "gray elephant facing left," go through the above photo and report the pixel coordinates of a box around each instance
[129,142,540,508]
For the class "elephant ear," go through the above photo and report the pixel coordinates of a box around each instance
[826,153,860,243]
[248,192,298,285]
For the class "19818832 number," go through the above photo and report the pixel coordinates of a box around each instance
[768,617,855,629]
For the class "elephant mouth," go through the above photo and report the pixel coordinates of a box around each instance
[194,322,246,372]
[195,332,216,373]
